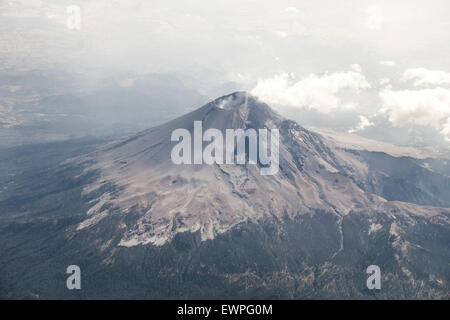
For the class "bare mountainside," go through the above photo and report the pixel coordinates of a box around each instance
[0,92,449,299]
[73,92,448,247]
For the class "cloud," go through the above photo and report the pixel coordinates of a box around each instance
[379,88,450,137]
[402,68,450,87]
[348,115,374,133]
[365,5,383,30]
[251,66,370,113]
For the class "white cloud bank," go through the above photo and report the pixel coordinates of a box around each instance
[379,87,450,140]
[252,64,450,145]
[348,115,374,133]
[402,68,450,87]
[251,66,370,114]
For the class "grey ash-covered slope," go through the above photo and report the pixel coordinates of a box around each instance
[0,92,449,299]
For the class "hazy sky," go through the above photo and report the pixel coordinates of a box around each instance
[1,0,450,149]
[2,0,449,73]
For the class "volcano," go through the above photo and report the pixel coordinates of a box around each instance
[1,92,449,299]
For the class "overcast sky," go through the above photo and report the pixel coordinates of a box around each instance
[1,0,450,150]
